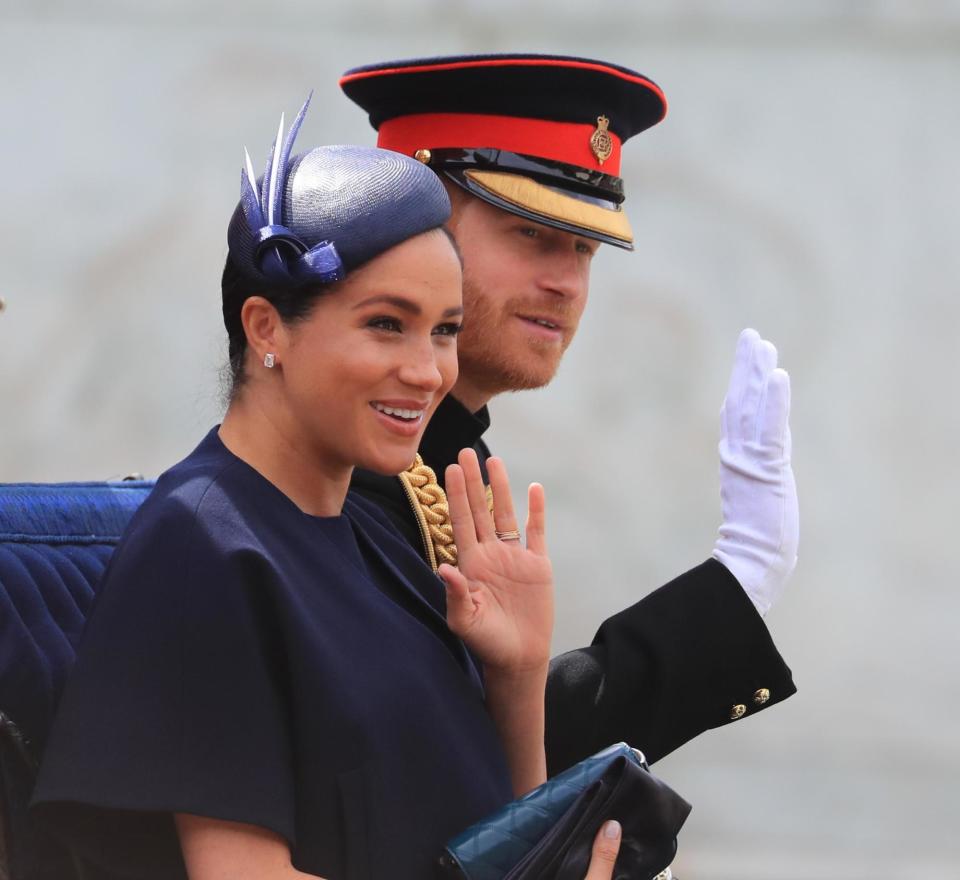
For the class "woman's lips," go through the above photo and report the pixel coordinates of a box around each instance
[370,400,427,438]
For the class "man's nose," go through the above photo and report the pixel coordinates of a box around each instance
[537,253,588,301]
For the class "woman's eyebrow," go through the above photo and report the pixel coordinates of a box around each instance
[353,296,463,319]
[353,294,420,314]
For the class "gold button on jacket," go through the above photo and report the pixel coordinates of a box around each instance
[730,703,747,720]
[753,687,771,705]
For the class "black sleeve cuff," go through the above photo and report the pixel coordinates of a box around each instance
[545,559,796,775]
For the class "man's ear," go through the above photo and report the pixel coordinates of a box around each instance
[240,296,284,367]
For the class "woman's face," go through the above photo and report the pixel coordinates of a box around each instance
[276,229,463,476]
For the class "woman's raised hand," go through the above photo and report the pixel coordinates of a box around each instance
[439,449,554,675]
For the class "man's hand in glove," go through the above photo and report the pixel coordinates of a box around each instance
[712,328,799,617]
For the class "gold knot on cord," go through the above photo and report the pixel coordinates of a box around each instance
[397,454,496,572]
[398,455,458,571]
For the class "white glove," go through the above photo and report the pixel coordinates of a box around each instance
[712,328,798,617]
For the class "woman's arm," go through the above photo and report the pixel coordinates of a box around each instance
[175,815,322,880]
[440,450,554,796]
[482,663,548,795]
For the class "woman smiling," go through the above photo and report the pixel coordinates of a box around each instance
[30,98,618,880]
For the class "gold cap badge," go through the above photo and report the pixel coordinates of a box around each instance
[589,115,613,165]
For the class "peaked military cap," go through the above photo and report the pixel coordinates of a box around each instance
[339,53,668,249]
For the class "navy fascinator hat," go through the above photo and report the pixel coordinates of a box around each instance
[226,93,451,287]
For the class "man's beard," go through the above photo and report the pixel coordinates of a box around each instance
[455,276,574,397]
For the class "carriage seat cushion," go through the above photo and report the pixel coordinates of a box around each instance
[0,481,154,753]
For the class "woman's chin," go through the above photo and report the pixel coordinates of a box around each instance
[357,446,422,477]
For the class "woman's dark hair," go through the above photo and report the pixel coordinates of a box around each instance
[221,255,334,400]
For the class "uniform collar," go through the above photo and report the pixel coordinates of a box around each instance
[419,394,491,474]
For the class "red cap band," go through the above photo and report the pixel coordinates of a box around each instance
[377,112,623,175]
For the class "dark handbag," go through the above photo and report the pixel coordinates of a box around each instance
[437,743,691,880]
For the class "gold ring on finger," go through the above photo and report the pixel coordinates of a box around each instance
[495,529,521,542]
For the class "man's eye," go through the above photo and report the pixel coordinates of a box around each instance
[519,226,539,238]
[368,316,402,332]
[576,240,598,256]
[433,322,463,337]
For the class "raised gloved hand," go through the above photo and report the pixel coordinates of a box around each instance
[712,328,798,617]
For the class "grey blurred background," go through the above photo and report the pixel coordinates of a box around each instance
[2,1,958,877]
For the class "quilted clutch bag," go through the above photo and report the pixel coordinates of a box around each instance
[437,743,691,880]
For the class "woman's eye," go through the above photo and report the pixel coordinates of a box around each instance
[368,316,402,332]
[433,322,463,338]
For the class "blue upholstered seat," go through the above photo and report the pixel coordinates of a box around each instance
[0,481,153,750]
[0,480,153,880]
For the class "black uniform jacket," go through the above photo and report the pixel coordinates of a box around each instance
[352,396,797,777]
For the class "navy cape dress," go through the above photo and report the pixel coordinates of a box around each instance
[31,428,513,880]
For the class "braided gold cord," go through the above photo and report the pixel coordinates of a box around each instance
[398,455,500,572]
[400,455,458,568]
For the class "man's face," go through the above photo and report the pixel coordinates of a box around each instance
[447,192,599,397]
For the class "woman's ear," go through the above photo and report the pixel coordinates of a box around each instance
[240,296,283,368]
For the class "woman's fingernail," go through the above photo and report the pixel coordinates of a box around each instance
[603,820,621,839]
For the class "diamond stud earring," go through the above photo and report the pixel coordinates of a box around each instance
[263,353,276,368]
